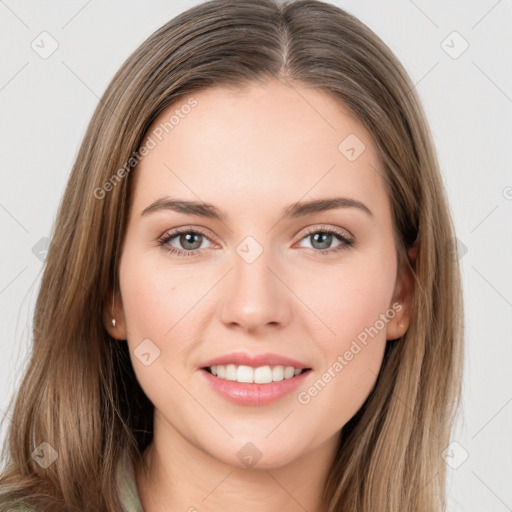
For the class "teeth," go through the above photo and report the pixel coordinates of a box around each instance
[237,365,254,383]
[272,365,284,381]
[208,364,304,384]
[225,364,237,381]
[254,365,273,383]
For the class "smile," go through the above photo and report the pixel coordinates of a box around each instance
[205,364,305,384]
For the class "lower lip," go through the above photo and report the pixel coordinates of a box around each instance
[200,368,311,406]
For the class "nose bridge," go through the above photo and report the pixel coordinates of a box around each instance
[218,234,290,331]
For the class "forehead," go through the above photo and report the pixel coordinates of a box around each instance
[130,80,388,220]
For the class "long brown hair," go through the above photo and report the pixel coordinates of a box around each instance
[0,1,464,510]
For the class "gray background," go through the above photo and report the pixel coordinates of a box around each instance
[1,1,511,510]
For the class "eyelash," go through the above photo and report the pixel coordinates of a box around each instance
[157,226,355,258]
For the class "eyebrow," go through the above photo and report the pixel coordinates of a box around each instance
[140,196,373,220]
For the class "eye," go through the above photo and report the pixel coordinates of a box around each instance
[157,225,355,258]
[158,228,216,257]
[295,226,354,255]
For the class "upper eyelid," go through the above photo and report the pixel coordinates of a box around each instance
[161,226,219,245]
[301,224,353,239]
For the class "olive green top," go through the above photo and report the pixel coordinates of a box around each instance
[116,451,145,512]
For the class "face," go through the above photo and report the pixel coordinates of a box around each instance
[106,79,413,469]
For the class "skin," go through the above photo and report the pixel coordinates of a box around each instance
[105,79,415,512]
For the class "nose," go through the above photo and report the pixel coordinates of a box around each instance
[218,242,292,333]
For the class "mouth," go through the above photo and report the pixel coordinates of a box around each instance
[200,363,312,406]
[201,364,312,384]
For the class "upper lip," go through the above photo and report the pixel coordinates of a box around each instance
[200,351,311,370]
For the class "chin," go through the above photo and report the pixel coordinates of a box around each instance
[211,436,308,471]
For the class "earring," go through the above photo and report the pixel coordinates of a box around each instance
[111,293,116,328]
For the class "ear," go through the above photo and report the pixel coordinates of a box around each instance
[386,241,417,340]
[103,288,127,340]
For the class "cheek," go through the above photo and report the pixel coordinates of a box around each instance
[302,340,386,435]
[119,246,205,339]
[118,248,207,385]
[296,285,389,435]
[293,253,395,423]
[295,253,396,346]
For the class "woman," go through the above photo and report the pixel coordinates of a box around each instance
[0,0,464,510]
